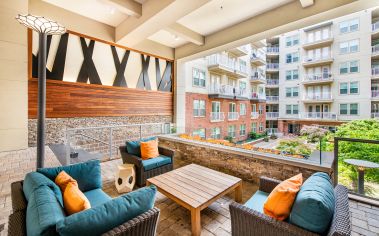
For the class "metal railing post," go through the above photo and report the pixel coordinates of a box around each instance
[139,125,142,140]
[333,137,339,187]
[65,129,70,166]
[109,127,113,160]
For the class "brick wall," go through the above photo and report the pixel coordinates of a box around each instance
[159,136,334,184]
[185,92,266,141]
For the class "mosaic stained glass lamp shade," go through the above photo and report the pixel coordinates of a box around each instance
[15,14,66,168]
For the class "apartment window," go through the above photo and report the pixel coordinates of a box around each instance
[340,83,348,95]
[251,123,257,133]
[340,103,359,115]
[339,18,359,34]
[193,100,205,117]
[340,60,359,74]
[228,125,236,138]
[258,104,263,114]
[240,103,246,116]
[285,35,299,47]
[339,39,359,54]
[285,69,299,80]
[340,82,359,95]
[192,68,206,87]
[350,82,359,94]
[259,123,264,132]
[286,87,299,97]
[210,127,221,139]
[193,128,205,138]
[240,124,246,136]
[286,52,299,63]
[286,104,299,115]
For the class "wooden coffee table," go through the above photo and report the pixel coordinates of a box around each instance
[146,164,242,236]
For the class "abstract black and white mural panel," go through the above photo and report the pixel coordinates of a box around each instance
[32,31,172,92]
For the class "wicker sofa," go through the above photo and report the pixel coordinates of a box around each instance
[229,176,351,236]
[119,145,174,187]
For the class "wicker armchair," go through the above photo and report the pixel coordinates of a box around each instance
[8,181,160,236]
[119,146,174,187]
[229,176,351,236]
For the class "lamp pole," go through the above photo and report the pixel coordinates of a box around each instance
[16,14,66,168]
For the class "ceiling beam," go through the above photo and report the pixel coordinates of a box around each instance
[300,0,315,8]
[115,0,210,46]
[104,0,142,17]
[166,23,204,46]
[175,0,378,60]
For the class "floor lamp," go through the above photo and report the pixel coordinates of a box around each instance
[16,14,66,168]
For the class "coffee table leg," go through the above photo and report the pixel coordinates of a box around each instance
[191,208,201,236]
[235,183,242,203]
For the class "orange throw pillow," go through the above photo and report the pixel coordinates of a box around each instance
[140,139,159,160]
[55,171,78,192]
[63,182,91,215]
[263,173,303,221]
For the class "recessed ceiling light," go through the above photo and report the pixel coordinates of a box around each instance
[173,34,179,41]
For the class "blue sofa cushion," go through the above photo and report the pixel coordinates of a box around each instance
[84,188,112,207]
[37,160,101,192]
[126,137,156,157]
[289,172,335,234]
[244,190,269,213]
[26,185,66,236]
[23,172,63,206]
[56,185,157,236]
[142,155,172,171]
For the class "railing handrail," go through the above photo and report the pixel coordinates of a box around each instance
[66,122,169,132]
[266,79,279,85]
[304,33,333,44]
[304,93,332,100]
[73,132,119,149]
[372,21,379,31]
[303,54,333,62]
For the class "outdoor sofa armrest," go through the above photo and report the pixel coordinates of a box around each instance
[259,176,282,193]
[11,181,27,212]
[102,207,160,236]
[119,146,143,167]
[9,181,27,236]
[158,146,174,158]
[229,202,317,236]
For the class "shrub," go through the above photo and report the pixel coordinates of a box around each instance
[270,134,278,140]
[300,125,329,143]
[263,136,269,142]
[224,136,234,143]
[249,132,258,139]
[276,139,312,156]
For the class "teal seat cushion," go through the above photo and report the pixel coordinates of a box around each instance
[142,155,172,171]
[244,190,269,213]
[126,137,156,157]
[37,160,101,192]
[23,172,63,206]
[56,185,157,236]
[84,188,111,207]
[26,185,66,236]
[289,172,335,234]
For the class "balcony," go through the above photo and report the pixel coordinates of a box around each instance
[302,35,334,50]
[208,84,235,99]
[251,112,259,119]
[299,112,337,120]
[302,55,333,67]
[266,79,279,87]
[372,90,379,100]
[302,73,333,85]
[250,93,266,102]
[210,112,225,122]
[250,73,266,84]
[266,112,279,120]
[266,47,279,58]
[207,54,246,78]
[234,87,249,100]
[250,53,266,66]
[266,96,279,103]
[372,112,379,119]
[251,40,266,48]
[372,66,379,80]
[228,112,239,121]
[235,61,249,77]
[372,45,379,59]
[303,93,333,103]
[372,21,379,39]
[227,45,249,57]
[266,63,279,72]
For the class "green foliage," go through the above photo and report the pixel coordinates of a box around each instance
[170,127,177,134]
[270,134,278,140]
[263,136,269,142]
[224,136,234,143]
[249,132,265,140]
[331,119,379,183]
[276,139,312,156]
[300,125,329,143]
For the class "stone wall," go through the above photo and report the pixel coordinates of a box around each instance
[158,136,334,184]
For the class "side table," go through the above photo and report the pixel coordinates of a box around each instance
[115,164,136,193]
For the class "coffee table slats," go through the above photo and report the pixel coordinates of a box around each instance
[186,164,240,183]
[180,166,235,187]
[175,168,228,190]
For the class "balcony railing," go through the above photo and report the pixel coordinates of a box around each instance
[266,96,279,102]
[251,112,259,119]
[303,73,333,83]
[372,45,379,54]
[250,74,266,83]
[371,112,379,118]
[209,84,234,97]
[228,112,239,121]
[372,21,379,32]
[266,112,279,118]
[251,93,266,100]
[266,63,279,70]
[372,66,379,77]
[304,34,333,45]
[266,79,279,85]
[210,112,225,122]
[207,54,235,71]
[372,90,379,98]
[303,93,332,101]
[237,45,249,54]
[266,46,279,54]
[235,87,249,98]
[303,54,333,64]
[300,112,337,120]
[266,128,278,134]
[236,61,248,75]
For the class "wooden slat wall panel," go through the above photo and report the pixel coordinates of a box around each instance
[28,79,173,118]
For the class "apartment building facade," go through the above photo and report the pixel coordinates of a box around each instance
[184,46,266,141]
[261,8,379,134]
